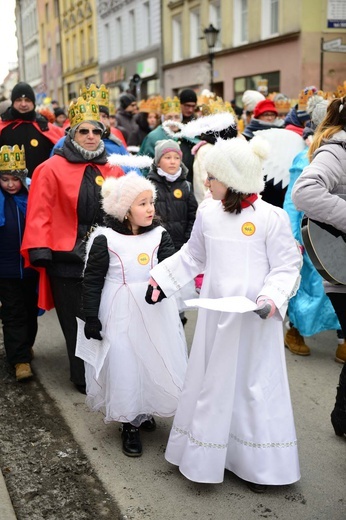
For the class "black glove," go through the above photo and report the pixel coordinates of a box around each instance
[145,284,166,305]
[84,317,102,340]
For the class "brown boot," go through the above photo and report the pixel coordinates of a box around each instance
[15,363,33,381]
[335,341,346,364]
[284,327,311,356]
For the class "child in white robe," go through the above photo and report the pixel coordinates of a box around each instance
[146,136,302,492]
[78,172,187,457]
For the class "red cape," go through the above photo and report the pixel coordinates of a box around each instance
[21,155,124,310]
[0,119,64,143]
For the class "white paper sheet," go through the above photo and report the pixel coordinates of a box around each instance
[184,296,258,313]
[76,317,110,379]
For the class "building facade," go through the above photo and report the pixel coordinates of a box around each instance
[15,0,42,92]
[58,0,99,103]
[96,0,161,105]
[37,0,64,105]
[162,0,346,103]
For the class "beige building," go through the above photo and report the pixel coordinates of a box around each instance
[58,0,99,104]
[162,0,346,103]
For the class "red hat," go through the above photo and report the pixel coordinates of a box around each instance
[253,99,278,118]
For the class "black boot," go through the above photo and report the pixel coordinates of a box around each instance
[121,423,142,457]
[331,364,346,437]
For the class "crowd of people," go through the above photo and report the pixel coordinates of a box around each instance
[0,78,346,494]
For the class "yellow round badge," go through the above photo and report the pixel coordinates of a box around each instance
[173,189,183,199]
[95,176,104,186]
[138,253,150,265]
[242,222,256,236]
[30,139,39,147]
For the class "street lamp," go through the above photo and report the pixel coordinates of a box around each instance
[203,24,220,92]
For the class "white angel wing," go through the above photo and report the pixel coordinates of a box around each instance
[253,128,305,189]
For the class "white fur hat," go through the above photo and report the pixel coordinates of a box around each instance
[101,171,156,222]
[241,90,265,112]
[204,135,270,194]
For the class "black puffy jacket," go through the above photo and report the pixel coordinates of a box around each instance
[82,217,175,317]
[147,163,198,251]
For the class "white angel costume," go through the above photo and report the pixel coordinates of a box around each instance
[150,197,302,485]
[78,225,188,426]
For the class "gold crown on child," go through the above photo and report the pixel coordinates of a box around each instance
[80,83,109,108]
[0,144,26,171]
[68,96,100,128]
[161,96,181,115]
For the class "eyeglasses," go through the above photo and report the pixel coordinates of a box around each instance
[77,128,103,136]
[206,174,217,181]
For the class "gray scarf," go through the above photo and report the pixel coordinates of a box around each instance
[70,139,105,160]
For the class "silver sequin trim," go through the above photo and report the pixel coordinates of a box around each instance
[172,425,298,450]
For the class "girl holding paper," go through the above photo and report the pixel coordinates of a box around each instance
[145,135,302,492]
[79,172,187,458]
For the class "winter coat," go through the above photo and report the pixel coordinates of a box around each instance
[292,129,346,293]
[115,109,139,144]
[147,163,198,251]
[83,216,175,317]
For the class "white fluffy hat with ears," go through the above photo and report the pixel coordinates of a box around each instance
[101,171,156,222]
[204,135,270,194]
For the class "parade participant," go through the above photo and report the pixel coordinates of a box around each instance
[292,95,346,436]
[242,99,285,141]
[128,96,162,147]
[0,145,38,381]
[53,107,67,128]
[139,96,199,183]
[148,139,198,325]
[179,89,197,123]
[0,82,63,177]
[115,93,139,143]
[78,172,187,457]
[21,96,124,394]
[108,102,127,146]
[241,89,265,127]
[146,135,302,492]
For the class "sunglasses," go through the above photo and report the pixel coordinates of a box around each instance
[77,128,103,136]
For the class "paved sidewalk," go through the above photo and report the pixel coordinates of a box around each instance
[0,469,17,520]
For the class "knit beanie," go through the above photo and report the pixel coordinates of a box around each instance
[179,89,197,104]
[54,108,66,118]
[306,95,328,129]
[204,135,270,194]
[102,171,156,222]
[11,82,36,105]
[154,139,182,165]
[241,90,265,112]
[119,93,136,110]
[253,99,278,118]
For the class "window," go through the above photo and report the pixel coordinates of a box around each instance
[261,0,279,39]
[209,0,221,49]
[45,2,49,22]
[233,71,280,105]
[172,15,182,62]
[87,24,94,61]
[104,23,111,61]
[190,8,201,57]
[233,0,248,46]
[128,10,135,53]
[54,0,59,18]
[80,29,85,64]
[142,2,150,47]
[115,17,123,57]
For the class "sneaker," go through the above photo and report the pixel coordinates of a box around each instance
[284,327,311,356]
[15,363,33,381]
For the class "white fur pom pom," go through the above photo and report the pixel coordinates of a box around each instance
[249,135,270,161]
[107,153,153,169]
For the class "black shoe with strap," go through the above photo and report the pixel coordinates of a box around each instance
[122,423,142,457]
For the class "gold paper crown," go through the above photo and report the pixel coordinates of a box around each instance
[109,102,116,116]
[334,81,346,99]
[201,97,235,116]
[80,83,109,108]
[138,96,163,114]
[274,99,293,114]
[68,97,100,128]
[298,88,325,111]
[161,96,181,115]
[0,145,26,172]
[197,92,216,107]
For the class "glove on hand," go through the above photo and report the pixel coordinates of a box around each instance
[254,297,276,320]
[145,277,166,305]
[84,316,102,340]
